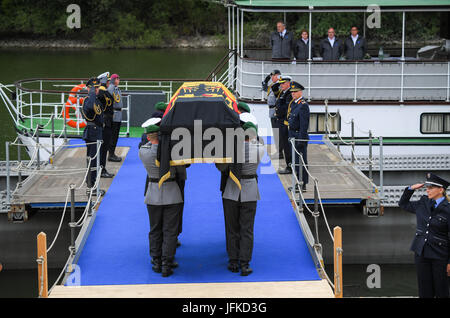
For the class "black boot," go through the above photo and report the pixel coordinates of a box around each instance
[151,258,162,273]
[240,262,253,276]
[162,260,174,277]
[227,260,239,273]
[101,169,115,178]
[277,166,292,174]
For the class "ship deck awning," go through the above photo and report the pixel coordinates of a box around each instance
[233,0,450,12]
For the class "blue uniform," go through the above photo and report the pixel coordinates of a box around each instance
[81,89,104,187]
[399,187,450,298]
[287,97,310,185]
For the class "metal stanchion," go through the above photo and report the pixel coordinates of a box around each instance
[313,183,320,245]
[351,119,355,164]
[69,184,76,256]
[324,99,329,139]
[17,138,22,185]
[368,130,373,181]
[51,115,55,158]
[379,136,384,198]
[96,140,101,196]
[36,126,40,170]
[5,142,10,206]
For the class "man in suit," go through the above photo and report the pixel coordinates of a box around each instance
[287,81,310,192]
[138,117,186,277]
[216,113,265,276]
[270,21,294,60]
[81,77,105,197]
[294,29,315,61]
[320,28,343,61]
[399,173,450,298]
[344,26,367,60]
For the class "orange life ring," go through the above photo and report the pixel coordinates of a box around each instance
[62,84,87,129]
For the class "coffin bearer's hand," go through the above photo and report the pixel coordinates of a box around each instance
[447,264,450,276]
[411,183,424,190]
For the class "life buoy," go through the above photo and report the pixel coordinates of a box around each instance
[62,84,87,129]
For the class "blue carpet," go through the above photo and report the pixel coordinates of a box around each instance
[76,138,319,285]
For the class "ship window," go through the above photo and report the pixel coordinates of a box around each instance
[420,113,450,134]
[309,113,340,133]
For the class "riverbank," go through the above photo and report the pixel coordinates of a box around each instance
[0,36,445,50]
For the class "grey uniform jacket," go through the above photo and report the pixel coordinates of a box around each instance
[138,143,185,206]
[107,83,123,123]
[271,31,294,59]
[217,139,265,202]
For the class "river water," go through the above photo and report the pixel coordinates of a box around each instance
[0,48,422,298]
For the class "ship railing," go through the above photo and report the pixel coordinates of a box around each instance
[206,49,238,90]
[4,78,205,139]
[234,57,450,103]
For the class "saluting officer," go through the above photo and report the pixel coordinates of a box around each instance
[97,72,115,178]
[262,70,283,158]
[81,77,105,196]
[138,117,186,277]
[216,112,265,276]
[398,173,450,298]
[107,73,123,162]
[287,81,310,192]
[275,75,293,174]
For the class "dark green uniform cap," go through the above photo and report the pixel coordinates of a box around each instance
[155,102,168,112]
[142,117,161,133]
[237,102,250,113]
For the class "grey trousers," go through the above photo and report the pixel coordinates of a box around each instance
[222,199,257,264]
[146,204,182,262]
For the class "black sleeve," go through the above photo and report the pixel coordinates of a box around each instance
[398,187,420,213]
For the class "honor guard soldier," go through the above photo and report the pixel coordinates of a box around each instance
[262,70,282,158]
[81,77,105,196]
[399,173,450,298]
[275,75,293,174]
[107,73,123,162]
[287,81,310,192]
[138,117,186,277]
[216,112,265,276]
[97,72,115,178]
[237,101,250,113]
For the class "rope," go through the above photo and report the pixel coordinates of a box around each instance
[46,187,71,253]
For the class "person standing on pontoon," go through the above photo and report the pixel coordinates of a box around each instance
[107,74,123,162]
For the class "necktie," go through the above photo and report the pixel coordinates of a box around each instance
[430,200,436,212]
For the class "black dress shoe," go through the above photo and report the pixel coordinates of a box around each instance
[162,261,174,277]
[227,262,240,273]
[108,154,122,162]
[302,184,307,192]
[170,261,179,268]
[288,186,300,194]
[278,167,292,174]
[151,258,162,273]
[240,263,253,276]
[86,188,105,197]
[101,170,115,178]
[278,153,284,159]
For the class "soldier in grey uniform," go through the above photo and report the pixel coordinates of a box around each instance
[138,117,186,277]
[107,73,123,162]
[262,70,282,158]
[216,113,265,276]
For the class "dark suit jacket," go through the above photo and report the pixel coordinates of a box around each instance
[399,187,450,262]
[320,38,343,61]
[294,39,315,60]
[344,35,367,60]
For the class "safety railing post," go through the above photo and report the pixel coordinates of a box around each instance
[51,115,55,158]
[313,182,320,245]
[324,100,329,139]
[36,126,40,170]
[379,136,384,199]
[368,130,373,181]
[36,232,48,298]
[333,226,343,298]
[17,138,22,185]
[5,142,10,206]
[351,119,355,164]
[63,99,67,141]
[96,140,101,196]
[290,138,295,197]
[353,62,358,102]
[69,184,76,256]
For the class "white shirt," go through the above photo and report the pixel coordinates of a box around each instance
[302,38,309,45]
[328,37,335,47]
[279,29,287,38]
[351,34,359,45]
[295,97,302,103]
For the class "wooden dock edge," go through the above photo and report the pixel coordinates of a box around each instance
[50,280,333,298]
